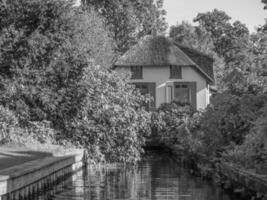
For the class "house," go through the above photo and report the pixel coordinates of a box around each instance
[114,35,214,110]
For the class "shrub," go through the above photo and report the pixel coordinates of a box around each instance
[154,92,267,168]
[0,105,44,145]
[151,101,202,153]
[0,106,19,143]
[223,106,267,169]
[198,92,267,156]
[26,121,56,144]
[62,65,151,163]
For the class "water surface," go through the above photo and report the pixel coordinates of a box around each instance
[41,151,236,200]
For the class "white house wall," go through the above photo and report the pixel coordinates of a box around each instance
[115,66,209,110]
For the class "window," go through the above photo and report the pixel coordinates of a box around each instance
[174,84,190,103]
[173,82,197,108]
[131,66,143,79]
[170,65,182,79]
[135,84,148,95]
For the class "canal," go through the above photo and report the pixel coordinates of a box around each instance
[39,151,236,200]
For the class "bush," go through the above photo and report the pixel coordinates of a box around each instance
[61,65,151,163]
[0,106,19,143]
[0,105,51,145]
[223,107,267,169]
[26,121,57,144]
[197,92,267,156]
[154,92,267,170]
[151,101,202,153]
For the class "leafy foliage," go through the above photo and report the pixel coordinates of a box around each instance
[223,106,267,169]
[0,105,55,145]
[170,21,214,55]
[155,95,267,170]
[198,93,267,155]
[170,9,266,94]
[0,106,19,142]
[0,0,114,125]
[63,65,151,163]
[194,9,267,94]
[0,0,151,163]
[151,102,202,153]
[81,0,168,53]
[194,9,250,65]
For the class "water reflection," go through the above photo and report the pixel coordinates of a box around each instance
[43,151,234,200]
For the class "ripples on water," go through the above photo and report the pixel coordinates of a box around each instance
[39,151,235,200]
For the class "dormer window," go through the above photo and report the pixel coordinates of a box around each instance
[131,66,143,79]
[170,65,182,79]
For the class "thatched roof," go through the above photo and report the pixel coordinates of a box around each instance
[176,44,214,82]
[114,35,214,83]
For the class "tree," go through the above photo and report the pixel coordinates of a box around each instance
[250,22,267,92]
[198,92,267,156]
[0,0,115,126]
[133,0,168,36]
[0,0,152,163]
[81,0,168,53]
[194,9,250,65]
[192,9,260,94]
[169,21,214,55]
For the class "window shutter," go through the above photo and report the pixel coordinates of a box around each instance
[139,66,143,79]
[188,82,197,109]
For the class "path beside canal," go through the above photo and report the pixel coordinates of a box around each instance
[0,144,84,200]
[0,144,79,171]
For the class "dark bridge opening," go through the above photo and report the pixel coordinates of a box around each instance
[143,145,166,151]
[143,135,170,151]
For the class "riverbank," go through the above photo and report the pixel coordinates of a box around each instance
[166,144,267,200]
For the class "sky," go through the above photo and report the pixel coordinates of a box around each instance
[163,0,266,33]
